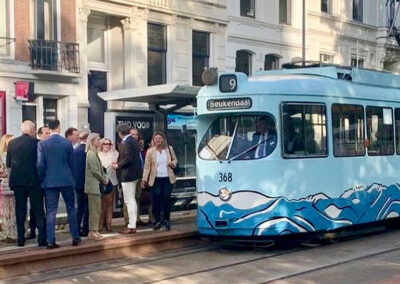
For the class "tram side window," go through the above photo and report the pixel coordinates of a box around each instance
[332,104,365,157]
[282,103,327,157]
[366,106,394,156]
[396,109,400,155]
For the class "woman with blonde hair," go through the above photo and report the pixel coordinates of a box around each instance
[85,133,108,240]
[98,138,119,232]
[0,134,14,178]
[141,132,177,231]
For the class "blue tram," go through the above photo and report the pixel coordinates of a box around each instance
[196,66,400,238]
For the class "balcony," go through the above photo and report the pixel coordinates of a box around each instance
[28,40,80,76]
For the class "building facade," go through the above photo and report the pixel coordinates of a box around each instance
[0,0,80,135]
[227,0,400,76]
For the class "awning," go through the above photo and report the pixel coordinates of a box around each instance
[98,84,201,106]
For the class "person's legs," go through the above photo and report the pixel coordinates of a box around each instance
[160,178,173,223]
[104,188,116,231]
[82,193,89,234]
[151,179,162,225]
[45,188,60,244]
[13,187,28,245]
[135,181,143,222]
[88,193,101,232]
[28,207,37,238]
[75,189,84,230]
[28,187,46,245]
[98,194,106,231]
[121,181,137,229]
[60,186,79,240]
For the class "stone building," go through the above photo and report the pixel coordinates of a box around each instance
[0,0,79,135]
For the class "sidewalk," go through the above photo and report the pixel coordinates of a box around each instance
[0,210,198,279]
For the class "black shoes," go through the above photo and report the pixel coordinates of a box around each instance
[153,222,162,231]
[17,241,25,247]
[164,221,171,231]
[72,238,82,246]
[38,241,48,247]
[26,232,36,240]
[47,243,60,249]
[79,231,89,237]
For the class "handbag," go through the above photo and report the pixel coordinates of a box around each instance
[168,146,180,175]
[99,180,114,195]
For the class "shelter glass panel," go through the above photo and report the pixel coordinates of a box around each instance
[332,104,365,157]
[366,106,394,156]
[198,115,277,161]
[282,103,327,158]
[192,31,210,86]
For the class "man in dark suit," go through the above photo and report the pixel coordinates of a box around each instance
[7,121,46,247]
[37,119,81,249]
[251,116,277,158]
[73,131,89,237]
[112,124,142,234]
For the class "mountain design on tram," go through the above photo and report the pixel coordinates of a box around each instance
[197,183,400,236]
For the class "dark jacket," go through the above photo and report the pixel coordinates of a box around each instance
[117,135,141,182]
[37,133,75,189]
[6,134,40,188]
[73,143,86,191]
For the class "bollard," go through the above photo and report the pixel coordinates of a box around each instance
[1,178,17,241]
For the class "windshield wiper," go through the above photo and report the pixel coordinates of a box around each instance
[228,137,270,162]
[204,140,220,161]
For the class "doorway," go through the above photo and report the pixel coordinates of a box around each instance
[88,71,107,137]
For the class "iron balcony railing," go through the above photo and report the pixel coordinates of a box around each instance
[28,39,80,73]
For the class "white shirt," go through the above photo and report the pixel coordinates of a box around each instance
[98,150,119,185]
[156,149,168,178]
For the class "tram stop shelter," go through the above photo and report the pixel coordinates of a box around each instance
[98,83,201,212]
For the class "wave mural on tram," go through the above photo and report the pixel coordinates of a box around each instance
[197,183,400,236]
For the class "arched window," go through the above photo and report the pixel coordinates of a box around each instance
[264,54,281,70]
[235,50,252,76]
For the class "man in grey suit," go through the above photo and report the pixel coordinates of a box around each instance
[37,119,81,249]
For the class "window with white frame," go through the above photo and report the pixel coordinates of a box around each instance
[351,57,364,68]
[320,53,334,64]
[321,0,330,13]
[30,0,57,40]
[240,0,255,18]
[279,0,291,24]
[192,31,210,86]
[235,50,252,76]
[0,0,10,56]
[148,23,167,86]
[264,54,280,70]
[87,25,106,63]
[353,0,363,22]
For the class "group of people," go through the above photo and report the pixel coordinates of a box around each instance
[3,119,178,249]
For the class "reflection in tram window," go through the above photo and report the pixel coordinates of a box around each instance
[198,115,277,160]
[366,107,394,156]
[332,104,365,157]
[282,103,327,157]
[395,109,400,155]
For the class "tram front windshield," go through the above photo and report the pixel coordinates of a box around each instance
[198,115,277,161]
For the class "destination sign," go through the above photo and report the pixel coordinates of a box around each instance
[207,98,252,111]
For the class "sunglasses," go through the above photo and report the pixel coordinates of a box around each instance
[103,143,112,146]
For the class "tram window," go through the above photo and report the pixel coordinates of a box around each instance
[366,106,394,156]
[396,109,400,155]
[332,104,365,157]
[198,115,277,160]
[282,103,327,158]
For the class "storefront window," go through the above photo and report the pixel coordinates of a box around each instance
[167,114,197,177]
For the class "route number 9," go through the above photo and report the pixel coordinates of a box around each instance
[220,75,238,93]
[218,172,233,182]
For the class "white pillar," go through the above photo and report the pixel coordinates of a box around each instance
[121,17,137,89]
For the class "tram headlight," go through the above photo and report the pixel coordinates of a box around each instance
[219,187,231,201]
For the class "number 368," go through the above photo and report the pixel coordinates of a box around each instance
[218,172,233,182]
